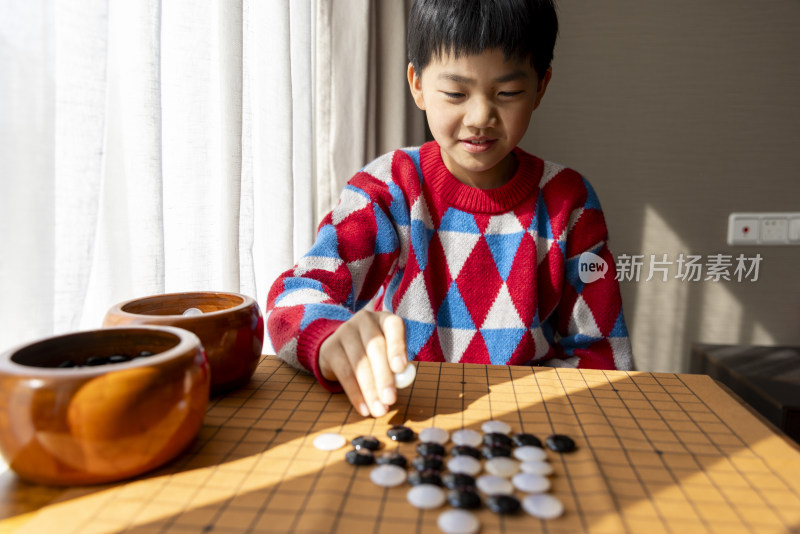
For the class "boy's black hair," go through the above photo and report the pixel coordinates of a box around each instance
[408,0,558,80]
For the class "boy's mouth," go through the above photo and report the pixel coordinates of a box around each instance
[460,137,496,153]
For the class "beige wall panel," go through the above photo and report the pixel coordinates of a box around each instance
[521,1,800,371]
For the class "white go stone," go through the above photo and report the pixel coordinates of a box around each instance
[520,460,554,476]
[512,472,551,493]
[513,446,547,462]
[476,475,514,496]
[407,484,446,509]
[451,429,482,447]
[419,427,450,445]
[447,455,482,476]
[522,494,564,519]
[183,307,203,316]
[484,457,520,478]
[312,433,346,451]
[394,363,416,389]
[370,464,407,487]
[481,420,512,434]
[437,509,480,534]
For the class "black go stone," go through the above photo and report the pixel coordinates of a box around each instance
[376,451,408,468]
[387,425,415,442]
[486,494,521,515]
[450,445,482,459]
[136,350,155,359]
[482,432,513,448]
[85,356,110,366]
[352,435,381,451]
[412,455,444,472]
[546,434,577,453]
[442,473,476,490]
[108,354,131,364]
[481,444,512,459]
[408,469,443,486]
[345,448,375,466]
[416,442,445,457]
[512,432,542,448]
[447,488,482,510]
[57,360,77,368]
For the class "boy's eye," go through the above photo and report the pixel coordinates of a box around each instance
[443,92,465,99]
[499,91,524,97]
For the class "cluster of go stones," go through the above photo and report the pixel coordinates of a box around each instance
[314,420,573,534]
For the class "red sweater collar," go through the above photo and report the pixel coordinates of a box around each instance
[419,141,543,214]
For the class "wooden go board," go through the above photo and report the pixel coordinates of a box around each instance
[3,356,800,534]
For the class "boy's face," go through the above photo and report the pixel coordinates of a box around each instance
[408,49,551,189]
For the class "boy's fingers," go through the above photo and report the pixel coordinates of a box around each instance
[324,352,369,417]
[349,350,387,417]
[380,312,408,374]
[338,322,387,418]
[359,315,397,407]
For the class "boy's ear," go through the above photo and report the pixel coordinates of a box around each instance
[407,63,426,111]
[533,67,553,110]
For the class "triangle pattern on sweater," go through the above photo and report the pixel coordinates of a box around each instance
[389,182,410,227]
[486,213,525,235]
[395,271,434,324]
[306,224,340,259]
[293,255,343,276]
[374,204,399,255]
[437,282,475,329]
[540,161,565,188]
[567,295,602,339]
[346,256,374,307]
[410,196,434,270]
[610,311,629,338]
[438,230,481,280]
[485,232,525,281]
[439,208,480,233]
[404,319,435,357]
[361,151,394,184]
[529,326,552,359]
[275,287,329,308]
[332,185,370,225]
[438,326,477,363]
[481,328,527,366]
[481,283,525,329]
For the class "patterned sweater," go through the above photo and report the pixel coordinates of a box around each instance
[267,141,633,390]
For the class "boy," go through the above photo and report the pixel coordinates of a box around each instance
[267,0,633,418]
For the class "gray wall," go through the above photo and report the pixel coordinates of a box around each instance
[521,1,800,372]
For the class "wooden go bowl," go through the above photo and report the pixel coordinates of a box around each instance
[0,326,210,485]
[103,291,264,396]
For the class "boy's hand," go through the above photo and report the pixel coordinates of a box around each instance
[319,309,408,417]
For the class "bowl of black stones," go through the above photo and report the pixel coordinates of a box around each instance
[0,326,210,485]
[103,291,264,396]
[313,417,574,533]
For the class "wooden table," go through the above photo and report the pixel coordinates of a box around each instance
[2,356,800,533]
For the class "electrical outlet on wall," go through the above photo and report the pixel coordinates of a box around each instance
[728,213,800,245]
[788,217,800,243]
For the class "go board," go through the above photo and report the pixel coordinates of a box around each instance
[4,356,800,534]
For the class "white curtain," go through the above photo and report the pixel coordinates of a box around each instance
[0,0,425,354]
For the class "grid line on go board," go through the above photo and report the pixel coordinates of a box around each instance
[160,359,324,533]
[624,371,785,531]
[11,357,800,534]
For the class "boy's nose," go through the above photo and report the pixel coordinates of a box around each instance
[463,98,496,129]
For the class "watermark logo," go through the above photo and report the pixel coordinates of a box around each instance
[578,252,608,284]
[614,253,762,283]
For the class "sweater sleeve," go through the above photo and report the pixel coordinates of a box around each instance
[266,161,402,391]
[546,176,633,371]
